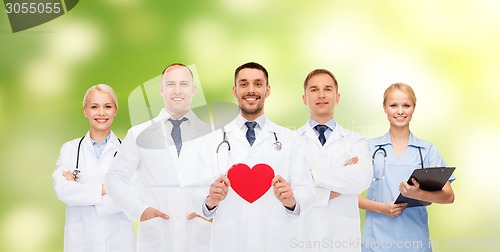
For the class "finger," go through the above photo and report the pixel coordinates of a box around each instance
[215,176,225,183]
[273,182,286,191]
[280,191,292,200]
[159,211,169,220]
[186,212,198,220]
[400,181,410,190]
[346,157,359,165]
[219,187,228,195]
[277,186,291,195]
[411,178,420,186]
[197,215,213,222]
[272,175,284,186]
[221,176,231,187]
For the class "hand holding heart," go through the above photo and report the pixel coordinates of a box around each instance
[272,175,296,209]
[205,176,231,209]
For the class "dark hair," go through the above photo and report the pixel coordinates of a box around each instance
[303,69,338,92]
[234,62,269,86]
[161,63,194,79]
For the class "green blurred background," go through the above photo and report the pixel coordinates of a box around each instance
[1,1,499,251]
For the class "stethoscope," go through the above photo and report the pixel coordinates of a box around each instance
[371,145,424,181]
[215,128,282,175]
[72,135,121,180]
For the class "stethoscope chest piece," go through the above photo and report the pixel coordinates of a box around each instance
[273,141,282,151]
[272,132,282,151]
[72,169,81,180]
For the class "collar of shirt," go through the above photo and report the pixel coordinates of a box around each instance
[159,108,195,123]
[373,131,427,149]
[308,117,336,140]
[160,109,195,128]
[90,133,111,159]
[235,113,266,136]
[160,109,196,145]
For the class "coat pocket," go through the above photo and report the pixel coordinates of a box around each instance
[188,217,212,251]
[137,217,164,251]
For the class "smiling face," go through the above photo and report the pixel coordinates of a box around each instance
[233,68,270,121]
[383,89,415,129]
[302,73,340,123]
[159,65,196,118]
[83,90,117,133]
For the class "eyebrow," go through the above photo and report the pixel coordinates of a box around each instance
[89,102,113,105]
[308,84,334,89]
[238,78,263,82]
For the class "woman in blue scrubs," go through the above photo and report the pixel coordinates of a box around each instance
[358,83,455,252]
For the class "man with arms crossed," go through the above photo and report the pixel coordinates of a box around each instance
[293,69,372,252]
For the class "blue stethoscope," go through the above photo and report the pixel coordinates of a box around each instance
[371,145,424,181]
[72,135,121,180]
[215,128,282,175]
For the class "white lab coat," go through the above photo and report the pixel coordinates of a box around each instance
[52,131,136,252]
[292,123,373,252]
[105,110,213,252]
[201,117,315,252]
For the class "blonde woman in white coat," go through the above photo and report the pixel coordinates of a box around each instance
[292,69,373,252]
[52,84,135,252]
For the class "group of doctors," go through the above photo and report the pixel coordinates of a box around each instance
[52,62,455,252]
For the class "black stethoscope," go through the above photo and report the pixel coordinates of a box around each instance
[215,128,282,153]
[371,145,424,181]
[215,128,282,175]
[72,135,121,180]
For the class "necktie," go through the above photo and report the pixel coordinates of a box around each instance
[314,124,328,146]
[169,117,188,156]
[245,121,257,146]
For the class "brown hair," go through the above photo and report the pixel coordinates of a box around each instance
[303,69,338,92]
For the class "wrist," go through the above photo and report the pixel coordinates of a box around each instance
[205,196,217,210]
[375,202,385,214]
[284,198,296,210]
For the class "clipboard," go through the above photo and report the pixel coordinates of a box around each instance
[394,167,455,207]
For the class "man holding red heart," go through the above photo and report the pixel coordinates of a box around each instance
[292,69,373,251]
[201,62,315,252]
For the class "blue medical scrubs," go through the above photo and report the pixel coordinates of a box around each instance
[362,132,455,252]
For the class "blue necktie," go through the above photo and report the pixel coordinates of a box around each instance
[169,117,188,156]
[245,121,257,146]
[314,124,328,146]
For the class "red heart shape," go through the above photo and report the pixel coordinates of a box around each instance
[227,163,275,203]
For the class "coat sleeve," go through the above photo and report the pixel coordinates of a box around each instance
[105,129,148,220]
[311,135,373,195]
[289,134,316,215]
[52,141,102,206]
[94,195,122,217]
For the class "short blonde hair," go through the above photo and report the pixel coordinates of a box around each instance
[383,83,416,107]
[82,84,119,109]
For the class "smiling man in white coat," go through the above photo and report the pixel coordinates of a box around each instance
[293,69,373,252]
[105,63,213,251]
[201,62,315,252]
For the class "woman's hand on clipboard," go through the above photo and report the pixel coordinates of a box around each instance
[399,178,421,199]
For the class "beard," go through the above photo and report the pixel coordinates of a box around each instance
[240,103,264,116]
